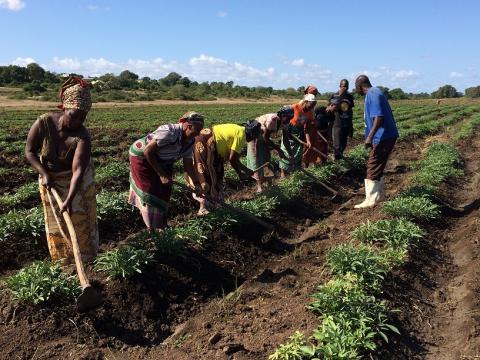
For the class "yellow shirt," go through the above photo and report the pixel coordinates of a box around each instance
[212,124,246,158]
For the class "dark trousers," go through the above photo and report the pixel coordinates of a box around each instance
[332,126,350,159]
[366,138,397,180]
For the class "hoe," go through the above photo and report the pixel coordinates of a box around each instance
[47,187,102,312]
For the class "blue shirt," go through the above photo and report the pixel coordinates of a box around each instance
[364,87,399,145]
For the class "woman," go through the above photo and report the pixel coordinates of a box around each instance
[247,106,295,193]
[128,112,204,230]
[301,91,327,167]
[191,122,259,215]
[278,95,319,176]
[25,76,98,263]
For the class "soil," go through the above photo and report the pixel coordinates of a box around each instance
[1,128,479,359]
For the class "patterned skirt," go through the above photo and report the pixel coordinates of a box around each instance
[279,125,304,171]
[39,163,98,262]
[189,128,224,202]
[128,139,173,229]
[246,134,274,180]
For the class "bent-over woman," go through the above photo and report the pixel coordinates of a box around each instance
[191,122,260,215]
[128,112,204,230]
[247,106,295,193]
[25,76,98,263]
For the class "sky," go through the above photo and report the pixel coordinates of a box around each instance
[0,0,479,93]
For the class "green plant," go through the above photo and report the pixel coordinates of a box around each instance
[344,145,369,171]
[5,261,80,304]
[0,182,38,208]
[0,207,44,242]
[150,228,186,256]
[94,246,154,279]
[96,162,129,184]
[231,195,279,218]
[351,219,425,250]
[269,331,312,360]
[412,142,463,188]
[326,244,393,290]
[383,196,440,221]
[96,191,133,220]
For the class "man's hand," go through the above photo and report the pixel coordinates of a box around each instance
[40,173,54,189]
[364,137,373,150]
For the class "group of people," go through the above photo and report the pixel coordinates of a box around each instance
[25,75,398,263]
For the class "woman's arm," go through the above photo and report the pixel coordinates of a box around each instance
[229,150,253,179]
[144,139,171,184]
[61,135,91,213]
[25,119,53,188]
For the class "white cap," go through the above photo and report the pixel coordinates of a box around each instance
[303,93,316,102]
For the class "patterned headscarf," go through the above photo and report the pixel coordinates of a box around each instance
[58,76,92,112]
[178,111,205,125]
[304,85,319,96]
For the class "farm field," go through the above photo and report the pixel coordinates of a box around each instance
[1,99,480,359]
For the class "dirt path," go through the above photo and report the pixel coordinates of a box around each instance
[424,135,480,359]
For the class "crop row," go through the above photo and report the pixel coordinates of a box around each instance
[269,141,463,359]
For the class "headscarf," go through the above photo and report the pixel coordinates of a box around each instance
[244,119,262,139]
[304,85,319,96]
[58,76,92,112]
[178,111,205,125]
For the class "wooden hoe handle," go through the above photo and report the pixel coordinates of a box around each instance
[49,187,90,288]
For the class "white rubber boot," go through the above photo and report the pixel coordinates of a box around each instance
[354,179,381,209]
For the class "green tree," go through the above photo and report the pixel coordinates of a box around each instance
[26,63,45,81]
[431,85,460,98]
[389,88,407,100]
[160,72,182,87]
[465,86,480,98]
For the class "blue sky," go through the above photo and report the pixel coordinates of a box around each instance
[0,0,479,92]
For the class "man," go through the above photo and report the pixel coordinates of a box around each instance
[327,79,355,160]
[354,75,398,209]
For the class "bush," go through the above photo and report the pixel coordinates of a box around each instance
[383,196,440,221]
[95,246,154,280]
[5,261,80,304]
[344,145,369,172]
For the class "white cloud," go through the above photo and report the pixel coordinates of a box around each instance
[291,58,305,67]
[353,67,419,83]
[449,71,464,78]
[0,0,25,11]
[217,10,227,17]
[86,5,98,11]
[11,56,36,66]
[52,57,82,71]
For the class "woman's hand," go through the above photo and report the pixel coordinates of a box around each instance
[60,198,73,214]
[40,173,54,189]
[159,175,172,185]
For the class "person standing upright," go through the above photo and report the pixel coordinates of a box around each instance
[354,75,398,209]
[328,79,355,160]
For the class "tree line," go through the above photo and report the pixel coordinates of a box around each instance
[1,63,479,102]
